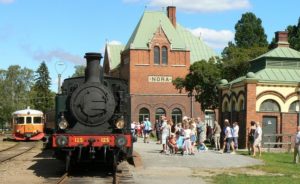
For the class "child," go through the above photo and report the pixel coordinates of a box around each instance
[167,134,178,154]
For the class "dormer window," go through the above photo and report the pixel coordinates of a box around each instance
[153,46,168,65]
[162,46,168,65]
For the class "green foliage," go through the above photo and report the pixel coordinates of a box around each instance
[32,61,54,112]
[222,12,269,81]
[222,44,268,81]
[287,17,300,51]
[235,12,268,48]
[213,152,300,184]
[0,66,34,127]
[173,58,221,111]
[72,65,85,77]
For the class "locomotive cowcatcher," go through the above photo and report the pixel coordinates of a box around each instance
[52,52,133,171]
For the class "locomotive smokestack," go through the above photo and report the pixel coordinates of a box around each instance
[84,52,103,83]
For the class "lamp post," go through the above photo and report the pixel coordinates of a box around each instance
[298,88,300,126]
[55,61,67,94]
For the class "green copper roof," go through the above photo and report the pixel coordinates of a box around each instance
[124,10,217,63]
[227,68,300,85]
[125,11,186,50]
[106,44,124,69]
[255,68,300,83]
[253,47,300,60]
[176,24,217,62]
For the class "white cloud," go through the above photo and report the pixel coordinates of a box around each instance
[188,27,234,49]
[138,0,251,13]
[0,0,14,4]
[108,40,122,45]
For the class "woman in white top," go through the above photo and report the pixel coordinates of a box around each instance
[232,122,239,150]
[182,122,193,155]
[253,122,262,157]
[160,119,170,153]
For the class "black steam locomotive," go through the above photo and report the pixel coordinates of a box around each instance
[52,52,133,171]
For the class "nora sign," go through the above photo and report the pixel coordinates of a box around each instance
[148,75,173,83]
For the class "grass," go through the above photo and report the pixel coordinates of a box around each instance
[212,152,300,184]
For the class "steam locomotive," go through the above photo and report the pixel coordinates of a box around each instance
[52,52,133,171]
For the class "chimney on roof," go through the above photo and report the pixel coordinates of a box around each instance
[167,6,176,28]
[275,31,289,48]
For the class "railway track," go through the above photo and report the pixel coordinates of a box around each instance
[0,142,37,163]
[56,161,134,184]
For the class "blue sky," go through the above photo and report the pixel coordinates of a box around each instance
[0,0,299,92]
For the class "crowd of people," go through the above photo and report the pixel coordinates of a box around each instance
[130,116,267,156]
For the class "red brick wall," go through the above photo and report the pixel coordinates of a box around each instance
[131,94,204,123]
[129,28,190,94]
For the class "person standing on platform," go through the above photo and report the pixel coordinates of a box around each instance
[213,120,221,151]
[155,119,162,144]
[293,126,300,163]
[232,122,239,150]
[143,118,152,143]
[253,122,262,157]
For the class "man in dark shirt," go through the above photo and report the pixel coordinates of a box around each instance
[155,119,162,144]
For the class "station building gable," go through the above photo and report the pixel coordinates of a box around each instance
[103,6,217,123]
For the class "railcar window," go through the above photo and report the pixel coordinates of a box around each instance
[15,117,24,124]
[34,117,42,124]
[26,117,32,124]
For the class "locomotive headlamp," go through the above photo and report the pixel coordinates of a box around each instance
[115,118,125,129]
[58,115,68,130]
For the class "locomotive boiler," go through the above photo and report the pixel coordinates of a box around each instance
[52,52,133,171]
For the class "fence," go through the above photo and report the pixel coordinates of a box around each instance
[263,133,293,153]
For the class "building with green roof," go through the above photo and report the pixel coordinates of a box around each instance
[103,6,217,124]
[218,31,300,149]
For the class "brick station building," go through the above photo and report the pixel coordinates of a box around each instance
[103,6,217,123]
[218,31,300,148]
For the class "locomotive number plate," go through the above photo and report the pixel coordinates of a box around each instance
[101,137,110,143]
[74,137,84,143]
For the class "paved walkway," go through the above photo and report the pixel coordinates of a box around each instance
[132,139,263,184]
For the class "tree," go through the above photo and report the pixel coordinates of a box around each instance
[235,12,268,48]
[287,17,300,51]
[32,61,54,112]
[72,65,85,77]
[222,12,269,81]
[0,66,34,129]
[173,58,221,111]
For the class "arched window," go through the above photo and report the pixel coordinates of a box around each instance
[139,108,150,122]
[155,108,166,120]
[239,99,245,111]
[289,101,300,112]
[154,46,160,64]
[259,99,280,112]
[162,46,168,65]
[171,108,182,124]
[223,101,229,112]
[231,100,236,111]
